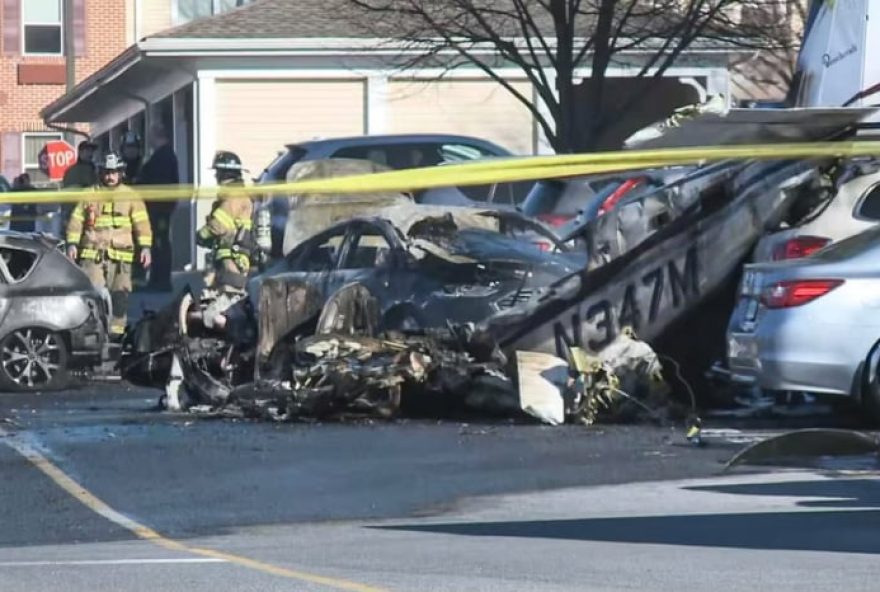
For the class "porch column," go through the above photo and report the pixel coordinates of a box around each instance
[536,69,557,155]
[365,74,389,135]
[195,74,217,270]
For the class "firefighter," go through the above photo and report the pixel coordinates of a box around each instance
[66,152,153,339]
[196,151,255,292]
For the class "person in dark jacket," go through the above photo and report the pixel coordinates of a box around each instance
[62,140,97,188]
[137,124,179,291]
[10,174,38,233]
[120,130,143,184]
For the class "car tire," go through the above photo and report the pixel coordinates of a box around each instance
[0,328,70,393]
[862,342,880,426]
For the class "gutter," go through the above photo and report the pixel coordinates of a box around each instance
[42,33,743,123]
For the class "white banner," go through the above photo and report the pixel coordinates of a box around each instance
[796,0,868,107]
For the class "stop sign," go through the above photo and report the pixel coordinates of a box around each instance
[39,140,77,181]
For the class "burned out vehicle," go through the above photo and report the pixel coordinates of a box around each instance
[121,206,586,414]
[0,232,107,392]
[124,106,879,419]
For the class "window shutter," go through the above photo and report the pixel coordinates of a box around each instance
[1,133,22,181]
[73,0,86,57]
[2,0,20,56]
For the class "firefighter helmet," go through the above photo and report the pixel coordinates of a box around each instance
[212,151,244,172]
[100,152,127,172]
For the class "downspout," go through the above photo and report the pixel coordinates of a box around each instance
[62,0,77,146]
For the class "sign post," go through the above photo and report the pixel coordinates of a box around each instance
[38,140,77,181]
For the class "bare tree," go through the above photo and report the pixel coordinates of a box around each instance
[344,0,795,152]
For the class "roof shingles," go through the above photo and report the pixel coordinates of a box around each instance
[153,0,373,39]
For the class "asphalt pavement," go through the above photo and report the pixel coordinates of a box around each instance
[1,384,878,591]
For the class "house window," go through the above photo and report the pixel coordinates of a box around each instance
[22,133,64,184]
[175,0,252,24]
[23,0,63,55]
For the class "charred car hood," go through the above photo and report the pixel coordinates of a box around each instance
[418,228,585,273]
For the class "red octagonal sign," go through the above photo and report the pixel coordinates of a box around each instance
[39,140,77,181]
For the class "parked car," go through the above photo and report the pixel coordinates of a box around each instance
[255,134,524,255]
[726,226,880,422]
[750,159,880,262]
[257,133,513,184]
[257,133,524,207]
[519,167,695,232]
[0,232,107,392]
[0,175,10,232]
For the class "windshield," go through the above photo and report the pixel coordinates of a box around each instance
[257,147,307,183]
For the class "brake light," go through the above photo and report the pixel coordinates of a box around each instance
[533,241,551,252]
[771,236,832,261]
[537,214,573,228]
[760,279,843,308]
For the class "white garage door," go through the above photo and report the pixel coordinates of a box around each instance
[215,79,366,175]
[387,79,535,154]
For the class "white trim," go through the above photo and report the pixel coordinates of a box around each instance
[196,65,722,82]
[135,0,143,42]
[21,132,64,174]
[21,0,64,57]
[190,78,201,267]
[199,67,537,81]
[138,36,743,56]
[536,69,557,155]
[366,75,389,135]
[195,73,216,269]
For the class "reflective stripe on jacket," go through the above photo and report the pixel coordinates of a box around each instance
[197,186,253,271]
[66,185,153,261]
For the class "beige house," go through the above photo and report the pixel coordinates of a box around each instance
[42,0,739,269]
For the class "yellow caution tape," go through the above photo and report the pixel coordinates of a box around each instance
[0,140,878,206]
[0,215,56,222]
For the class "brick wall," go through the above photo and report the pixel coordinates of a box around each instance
[0,0,129,181]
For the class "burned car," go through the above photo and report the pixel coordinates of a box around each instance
[0,232,107,392]
[121,205,585,410]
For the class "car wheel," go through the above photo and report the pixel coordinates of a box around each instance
[863,344,880,426]
[0,328,70,393]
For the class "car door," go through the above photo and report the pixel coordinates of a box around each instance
[273,224,351,301]
[324,221,410,305]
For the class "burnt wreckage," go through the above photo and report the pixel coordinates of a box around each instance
[122,107,877,423]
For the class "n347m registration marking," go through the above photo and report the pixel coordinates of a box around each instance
[553,245,700,354]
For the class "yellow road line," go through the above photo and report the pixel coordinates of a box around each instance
[0,429,388,592]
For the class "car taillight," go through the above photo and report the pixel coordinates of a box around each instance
[760,279,843,308]
[537,214,573,228]
[771,236,832,261]
[533,241,551,252]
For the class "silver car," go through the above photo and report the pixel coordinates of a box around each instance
[751,160,880,262]
[726,226,880,422]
